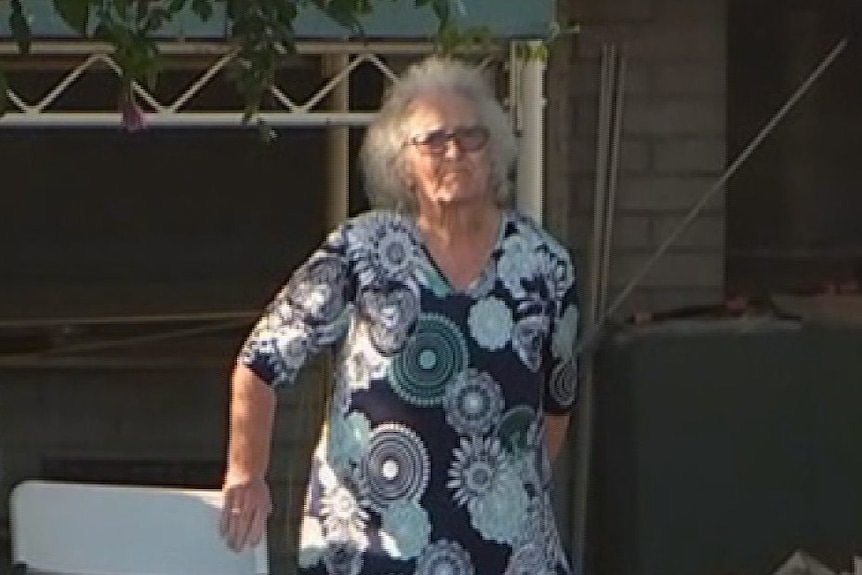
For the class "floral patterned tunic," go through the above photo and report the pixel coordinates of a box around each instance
[240,209,580,575]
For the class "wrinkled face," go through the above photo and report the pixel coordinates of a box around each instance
[402,91,492,212]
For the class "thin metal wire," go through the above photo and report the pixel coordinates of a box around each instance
[0,310,256,329]
[4,318,250,358]
[0,355,229,369]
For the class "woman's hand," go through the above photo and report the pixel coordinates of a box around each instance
[220,364,276,551]
[219,474,272,552]
[545,413,571,463]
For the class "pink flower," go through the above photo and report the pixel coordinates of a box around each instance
[119,88,146,133]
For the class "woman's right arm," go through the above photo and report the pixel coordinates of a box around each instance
[219,223,355,551]
[220,362,276,552]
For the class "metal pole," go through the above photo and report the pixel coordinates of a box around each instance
[299,53,351,562]
[573,41,625,570]
[586,43,615,328]
[323,54,350,227]
[514,41,546,223]
[599,48,626,315]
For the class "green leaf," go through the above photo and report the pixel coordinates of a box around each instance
[322,9,361,33]
[273,0,298,27]
[467,25,492,45]
[135,0,149,24]
[430,0,450,25]
[91,21,111,41]
[353,0,373,15]
[52,0,90,36]
[143,7,173,33]
[10,0,32,55]
[225,0,239,21]
[168,0,191,13]
[257,118,277,144]
[435,22,461,54]
[144,56,162,91]
[191,0,214,21]
[113,0,131,23]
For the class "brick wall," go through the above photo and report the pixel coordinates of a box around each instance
[570,0,727,318]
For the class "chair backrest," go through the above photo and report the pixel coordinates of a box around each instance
[9,480,268,575]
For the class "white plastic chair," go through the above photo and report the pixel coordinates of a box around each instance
[9,480,268,575]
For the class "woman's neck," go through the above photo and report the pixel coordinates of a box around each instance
[415,200,502,245]
[415,200,503,291]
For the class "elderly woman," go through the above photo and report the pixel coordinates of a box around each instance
[220,56,580,575]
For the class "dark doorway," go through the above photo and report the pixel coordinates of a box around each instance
[727,0,862,295]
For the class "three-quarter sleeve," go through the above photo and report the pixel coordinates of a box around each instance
[238,226,354,388]
[544,256,581,414]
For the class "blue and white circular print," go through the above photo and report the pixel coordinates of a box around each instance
[360,423,430,512]
[389,313,468,407]
[443,369,504,436]
[415,539,474,575]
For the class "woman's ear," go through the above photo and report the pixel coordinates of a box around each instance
[395,156,415,190]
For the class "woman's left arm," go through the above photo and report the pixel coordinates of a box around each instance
[542,242,580,465]
[546,413,571,463]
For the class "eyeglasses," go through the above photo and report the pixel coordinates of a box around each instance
[409,125,490,155]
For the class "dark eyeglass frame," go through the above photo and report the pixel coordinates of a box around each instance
[409,125,490,154]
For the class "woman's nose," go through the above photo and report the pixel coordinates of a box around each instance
[442,138,464,158]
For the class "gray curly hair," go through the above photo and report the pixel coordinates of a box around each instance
[359,57,518,214]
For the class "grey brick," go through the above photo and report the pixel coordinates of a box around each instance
[653,138,726,173]
[647,287,726,313]
[574,26,635,59]
[576,22,724,62]
[572,56,651,98]
[651,213,725,250]
[617,175,726,211]
[618,138,653,172]
[577,0,654,24]
[576,214,653,266]
[570,134,652,174]
[609,249,725,289]
[653,63,726,96]
[611,214,654,249]
[568,133,606,174]
[653,0,726,23]
[592,286,656,321]
[623,98,725,137]
[568,214,594,252]
[623,22,725,61]
[595,285,727,320]
[572,99,599,137]
[572,174,599,212]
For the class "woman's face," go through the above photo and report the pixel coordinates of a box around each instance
[402,91,492,212]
